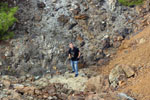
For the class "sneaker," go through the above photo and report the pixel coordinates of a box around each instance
[75,74,78,77]
[71,71,75,73]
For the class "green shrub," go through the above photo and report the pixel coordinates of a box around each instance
[0,3,18,40]
[118,0,143,6]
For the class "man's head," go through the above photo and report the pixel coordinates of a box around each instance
[69,43,74,49]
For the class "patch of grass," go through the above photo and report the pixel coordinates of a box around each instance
[0,3,18,40]
[118,0,143,6]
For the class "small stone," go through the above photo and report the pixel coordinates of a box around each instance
[139,38,146,44]
[68,23,77,30]
[52,0,57,3]
[34,76,40,80]
[34,14,42,21]
[68,95,84,100]
[13,84,24,90]
[48,96,53,100]
[0,84,3,87]
[37,2,46,9]
[53,96,57,99]
[5,51,13,57]
[58,15,69,25]
[23,86,36,95]
[72,9,81,15]
[35,89,41,95]
[19,76,26,82]
[117,36,124,41]
[113,41,121,48]
[2,80,11,88]
[85,94,104,100]
[0,61,2,66]
[76,35,83,42]
[43,93,49,98]
[74,14,89,20]
[2,98,9,100]
[11,91,21,99]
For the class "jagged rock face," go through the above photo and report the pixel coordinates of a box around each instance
[0,0,138,76]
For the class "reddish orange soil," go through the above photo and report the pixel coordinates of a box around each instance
[99,25,150,100]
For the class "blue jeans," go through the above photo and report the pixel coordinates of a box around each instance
[70,60,78,75]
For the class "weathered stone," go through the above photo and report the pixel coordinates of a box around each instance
[34,14,42,21]
[35,89,41,95]
[5,51,13,57]
[58,15,69,25]
[74,14,89,20]
[23,86,36,95]
[102,35,111,49]
[68,23,78,30]
[19,76,27,82]
[122,65,135,78]
[11,91,21,100]
[117,36,124,41]
[2,80,11,88]
[48,96,53,100]
[52,0,57,3]
[68,95,85,100]
[85,75,109,93]
[37,2,46,9]
[2,98,9,100]
[85,94,104,100]
[107,0,117,11]
[113,41,121,48]
[0,61,2,66]
[13,84,24,90]
[72,9,81,15]
[109,65,126,87]
[109,65,135,87]
[43,93,49,99]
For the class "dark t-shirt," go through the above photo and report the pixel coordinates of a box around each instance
[68,47,79,61]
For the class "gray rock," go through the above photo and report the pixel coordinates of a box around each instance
[0,61,2,66]
[122,65,135,78]
[37,2,46,9]
[118,93,135,100]
[109,65,126,87]
[0,0,138,76]
[109,65,135,87]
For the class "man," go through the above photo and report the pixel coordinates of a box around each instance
[68,43,80,77]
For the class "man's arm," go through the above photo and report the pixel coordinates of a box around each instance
[69,54,71,59]
[78,52,80,58]
[68,49,71,59]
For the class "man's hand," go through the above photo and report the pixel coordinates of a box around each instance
[69,54,71,59]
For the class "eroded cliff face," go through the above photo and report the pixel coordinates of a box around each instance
[0,0,142,76]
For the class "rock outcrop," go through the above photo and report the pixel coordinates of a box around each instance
[0,0,139,76]
[109,65,135,87]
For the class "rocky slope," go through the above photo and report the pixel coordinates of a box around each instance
[0,68,134,100]
[0,0,150,100]
[104,25,150,100]
[0,0,141,76]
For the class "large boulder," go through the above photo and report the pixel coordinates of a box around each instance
[109,65,135,87]
[85,75,109,93]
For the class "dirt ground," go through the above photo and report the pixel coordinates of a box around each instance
[99,25,150,100]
